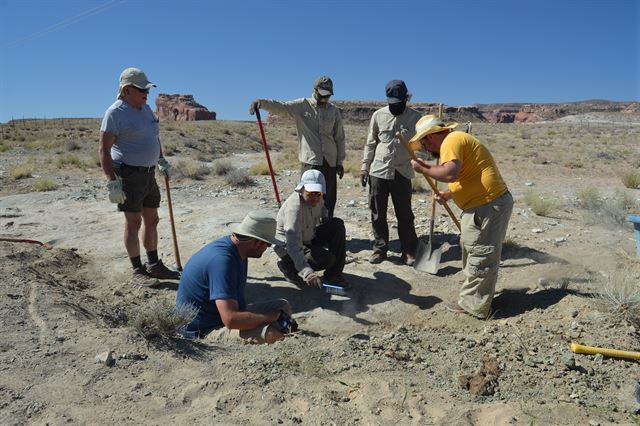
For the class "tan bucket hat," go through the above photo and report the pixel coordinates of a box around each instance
[228,210,283,246]
[408,114,459,144]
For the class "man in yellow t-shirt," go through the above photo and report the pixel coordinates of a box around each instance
[409,115,513,319]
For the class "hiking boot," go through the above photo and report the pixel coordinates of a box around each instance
[401,252,416,266]
[277,260,304,286]
[131,267,160,288]
[369,252,387,264]
[323,274,351,290]
[146,260,180,280]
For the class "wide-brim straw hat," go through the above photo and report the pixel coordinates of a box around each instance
[408,114,459,144]
[228,211,283,246]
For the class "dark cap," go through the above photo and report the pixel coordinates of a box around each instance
[385,80,409,103]
[313,75,334,96]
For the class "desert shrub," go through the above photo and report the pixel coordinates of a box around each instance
[9,163,33,179]
[0,143,10,152]
[249,161,272,176]
[576,187,603,210]
[90,151,101,167]
[56,153,83,169]
[32,178,58,192]
[579,189,639,228]
[211,158,235,176]
[132,298,198,340]
[163,143,178,156]
[174,161,210,180]
[523,191,559,216]
[64,141,81,151]
[341,155,361,177]
[592,269,640,325]
[225,169,254,187]
[621,170,640,189]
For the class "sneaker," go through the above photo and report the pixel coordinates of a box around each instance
[444,302,467,314]
[323,274,351,290]
[369,252,387,264]
[401,252,416,266]
[146,260,181,280]
[277,260,304,286]
[131,267,160,288]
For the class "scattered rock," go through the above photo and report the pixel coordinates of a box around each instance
[94,351,115,367]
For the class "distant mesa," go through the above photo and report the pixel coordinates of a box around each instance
[155,94,216,121]
[266,100,639,125]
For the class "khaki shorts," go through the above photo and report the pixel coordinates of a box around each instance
[203,299,291,344]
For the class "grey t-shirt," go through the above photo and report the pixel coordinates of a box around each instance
[100,100,160,167]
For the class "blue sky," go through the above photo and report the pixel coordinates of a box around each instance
[0,0,638,123]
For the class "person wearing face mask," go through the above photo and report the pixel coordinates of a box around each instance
[360,80,422,266]
[249,76,346,218]
[273,170,349,290]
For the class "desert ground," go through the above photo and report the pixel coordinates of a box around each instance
[1,113,640,425]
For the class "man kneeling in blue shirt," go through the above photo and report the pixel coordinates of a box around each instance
[176,211,294,344]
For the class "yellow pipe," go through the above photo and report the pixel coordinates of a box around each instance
[570,342,640,360]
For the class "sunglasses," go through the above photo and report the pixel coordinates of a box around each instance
[307,191,323,197]
[131,86,149,94]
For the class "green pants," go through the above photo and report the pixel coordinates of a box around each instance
[458,191,513,318]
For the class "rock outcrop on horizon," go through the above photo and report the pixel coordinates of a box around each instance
[155,94,216,121]
[266,100,639,125]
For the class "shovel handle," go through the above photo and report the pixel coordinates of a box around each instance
[396,132,461,231]
[163,175,182,271]
[571,342,640,360]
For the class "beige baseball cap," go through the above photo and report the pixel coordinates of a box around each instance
[119,67,156,90]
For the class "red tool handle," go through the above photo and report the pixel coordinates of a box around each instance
[255,109,281,206]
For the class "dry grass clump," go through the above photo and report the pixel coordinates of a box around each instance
[0,143,10,152]
[173,161,210,180]
[211,158,235,176]
[577,188,638,228]
[248,161,273,176]
[64,141,81,151]
[620,170,640,189]
[225,169,254,187]
[523,191,560,216]
[56,153,84,169]
[9,163,33,180]
[132,298,199,340]
[32,178,58,192]
[592,269,640,325]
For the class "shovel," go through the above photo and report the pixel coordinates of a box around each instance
[414,186,442,274]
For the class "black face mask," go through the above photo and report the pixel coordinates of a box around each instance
[389,101,406,116]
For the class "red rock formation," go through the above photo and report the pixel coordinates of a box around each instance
[155,94,216,121]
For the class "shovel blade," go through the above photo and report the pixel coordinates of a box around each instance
[414,239,442,275]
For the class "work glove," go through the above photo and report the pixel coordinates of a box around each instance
[302,270,322,288]
[360,170,369,187]
[107,177,126,204]
[249,99,261,115]
[157,157,170,178]
[336,164,344,179]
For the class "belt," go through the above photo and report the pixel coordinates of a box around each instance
[122,163,156,173]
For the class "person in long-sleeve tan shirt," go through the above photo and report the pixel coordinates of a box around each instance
[250,76,346,217]
[361,80,421,265]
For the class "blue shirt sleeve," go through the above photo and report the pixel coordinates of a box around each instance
[207,252,240,302]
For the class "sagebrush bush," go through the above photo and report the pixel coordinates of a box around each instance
[132,298,199,340]
[249,162,272,175]
[174,161,210,180]
[32,178,58,192]
[523,191,559,217]
[576,187,603,210]
[621,170,640,189]
[9,163,33,180]
[56,153,83,169]
[593,269,640,325]
[211,158,235,176]
[579,189,638,228]
[225,169,254,187]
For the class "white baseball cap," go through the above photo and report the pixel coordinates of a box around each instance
[295,169,326,193]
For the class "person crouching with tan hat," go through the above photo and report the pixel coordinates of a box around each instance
[176,211,295,343]
[409,115,513,319]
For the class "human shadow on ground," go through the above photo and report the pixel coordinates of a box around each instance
[155,281,179,291]
[247,271,440,326]
[501,243,568,265]
[491,287,588,319]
